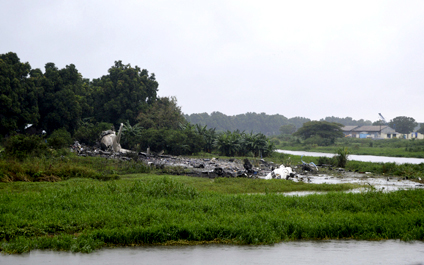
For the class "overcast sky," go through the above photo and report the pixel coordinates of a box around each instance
[1,0,424,123]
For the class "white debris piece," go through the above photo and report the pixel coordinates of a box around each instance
[100,123,130,153]
[264,164,293,179]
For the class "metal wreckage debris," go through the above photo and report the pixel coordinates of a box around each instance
[70,126,322,180]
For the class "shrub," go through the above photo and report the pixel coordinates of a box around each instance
[352,143,360,150]
[317,156,335,166]
[3,134,48,160]
[334,147,349,168]
[47,128,72,149]
[303,135,332,146]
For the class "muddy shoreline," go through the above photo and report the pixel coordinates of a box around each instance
[74,145,424,191]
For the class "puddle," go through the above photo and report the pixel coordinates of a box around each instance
[279,173,423,196]
[277,150,424,164]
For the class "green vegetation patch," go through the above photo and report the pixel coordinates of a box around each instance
[276,137,424,158]
[0,154,151,182]
[1,176,423,253]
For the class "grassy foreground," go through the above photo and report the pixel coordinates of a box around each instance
[1,175,423,254]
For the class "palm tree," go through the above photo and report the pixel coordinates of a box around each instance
[204,127,217,153]
[214,131,240,156]
[121,120,143,149]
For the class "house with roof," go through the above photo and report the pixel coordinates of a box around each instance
[405,132,424,139]
[342,125,399,139]
[404,124,424,139]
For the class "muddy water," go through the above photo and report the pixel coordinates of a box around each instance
[277,150,424,164]
[273,150,424,196]
[2,240,423,265]
[288,173,424,192]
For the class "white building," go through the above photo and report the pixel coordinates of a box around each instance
[342,125,400,139]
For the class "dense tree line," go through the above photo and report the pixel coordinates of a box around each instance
[1,52,275,157]
[320,116,372,126]
[184,112,312,136]
[184,113,380,136]
[0,52,158,135]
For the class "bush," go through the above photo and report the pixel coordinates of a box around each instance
[303,135,332,146]
[317,156,335,166]
[47,128,72,149]
[3,134,48,160]
[334,147,349,168]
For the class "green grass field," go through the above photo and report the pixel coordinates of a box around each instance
[1,175,423,254]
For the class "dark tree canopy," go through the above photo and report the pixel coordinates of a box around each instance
[0,52,39,135]
[137,96,185,130]
[92,61,158,126]
[279,124,296,135]
[36,63,84,133]
[321,116,372,126]
[0,54,159,137]
[293,121,344,143]
[372,120,386,126]
[418,123,424,134]
[184,112,297,135]
[389,116,418,134]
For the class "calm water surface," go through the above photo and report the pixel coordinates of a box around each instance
[277,150,424,164]
[2,240,423,265]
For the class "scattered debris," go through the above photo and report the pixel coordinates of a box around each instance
[71,138,424,191]
[301,155,318,171]
[264,165,295,180]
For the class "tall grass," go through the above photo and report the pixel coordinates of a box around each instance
[0,153,151,182]
[334,147,349,168]
[1,177,423,253]
[346,161,424,179]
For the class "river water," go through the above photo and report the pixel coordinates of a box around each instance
[277,150,424,164]
[274,150,424,194]
[2,240,423,265]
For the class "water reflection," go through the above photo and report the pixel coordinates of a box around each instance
[2,240,423,265]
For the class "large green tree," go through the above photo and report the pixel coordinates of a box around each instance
[418,123,424,134]
[0,52,39,135]
[137,96,185,130]
[389,116,418,134]
[36,63,84,134]
[92,61,158,126]
[293,121,344,143]
[279,124,296,135]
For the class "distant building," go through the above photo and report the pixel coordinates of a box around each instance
[342,125,399,139]
[404,124,424,139]
[405,132,424,140]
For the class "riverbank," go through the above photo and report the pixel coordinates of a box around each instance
[281,146,424,158]
[1,175,423,254]
[274,138,424,158]
[1,150,424,184]
[3,240,424,265]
